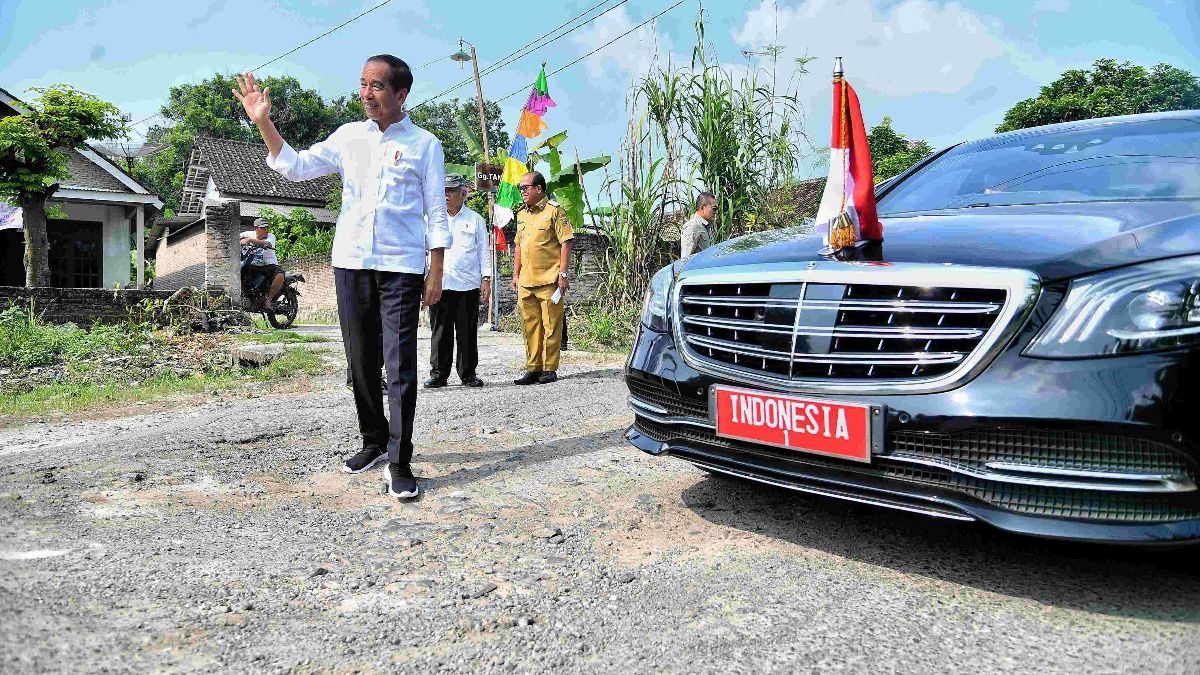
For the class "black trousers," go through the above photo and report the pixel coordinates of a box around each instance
[429,288,480,381]
[335,268,422,466]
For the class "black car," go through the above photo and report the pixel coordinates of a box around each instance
[624,110,1200,544]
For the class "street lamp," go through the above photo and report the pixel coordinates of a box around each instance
[452,38,500,330]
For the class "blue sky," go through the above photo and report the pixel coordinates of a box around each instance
[3,0,1199,189]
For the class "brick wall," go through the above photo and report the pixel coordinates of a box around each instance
[0,287,177,325]
[153,226,206,290]
[203,198,242,304]
[285,252,337,320]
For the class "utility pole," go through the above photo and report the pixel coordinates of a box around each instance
[454,39,500,329]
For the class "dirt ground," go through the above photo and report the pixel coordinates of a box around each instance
[2,328,1199,673]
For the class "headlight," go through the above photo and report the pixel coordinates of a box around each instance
[640,264,676,332]
[1025,256,1200,358]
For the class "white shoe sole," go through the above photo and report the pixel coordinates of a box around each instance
[384,464,420,498]
[342,452,387,474]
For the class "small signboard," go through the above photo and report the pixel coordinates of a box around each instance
[475,163,502,191]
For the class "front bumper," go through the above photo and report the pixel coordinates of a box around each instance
[625,319,1200,544]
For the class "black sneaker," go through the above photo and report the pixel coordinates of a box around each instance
[537,371,558,384]
[342,447,386,474]
[461,376,484,387]
[423,377,448,389]
[514,371,542,385]
[385,463,419,499]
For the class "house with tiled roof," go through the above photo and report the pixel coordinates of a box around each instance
[0,86,163,288]
[151,136,338,291]
[178,136,338,225]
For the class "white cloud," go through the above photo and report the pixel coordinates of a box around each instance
[734,0,1006,96]
[570,6,675,82]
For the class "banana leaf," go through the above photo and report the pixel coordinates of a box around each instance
[446,163,474,180]
[454,113,484,161]
[551,181,585,231]
[528,130,569,154]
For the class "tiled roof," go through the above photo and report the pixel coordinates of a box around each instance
[192,136,338,204]
[62,149,132,193]
[791,176,827,218]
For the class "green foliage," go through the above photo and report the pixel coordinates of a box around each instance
[0,85,127,205]
[133,74,363,213]
[526,130,610,230]
[628,10,810,244]
[867,116,933,182]
[596,152,676,310]
[0,303,146,369]
[568,304,640,352]
[256,206,333,261]
[409,98,510,166]
[996,58,1200,133]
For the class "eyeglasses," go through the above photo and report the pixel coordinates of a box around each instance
[517,184,536,191]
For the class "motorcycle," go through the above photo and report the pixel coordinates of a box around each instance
[239,244,304,329]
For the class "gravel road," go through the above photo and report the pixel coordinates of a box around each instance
[2,328,1199,673]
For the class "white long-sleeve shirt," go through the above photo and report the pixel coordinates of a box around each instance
[441,206,493,292]
[265,116,451,274]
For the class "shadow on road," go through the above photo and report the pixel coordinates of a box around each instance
[419,428,626,493]
[679,472,1200,623]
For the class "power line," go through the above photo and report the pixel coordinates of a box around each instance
[411,0,628,110]
[494,0,688,105]
[129,0,396,130]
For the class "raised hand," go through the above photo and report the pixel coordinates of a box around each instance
[232,72,271,125]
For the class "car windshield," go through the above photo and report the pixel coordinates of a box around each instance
[877,117,1200,214]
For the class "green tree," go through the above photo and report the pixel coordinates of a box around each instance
[867,116,933,182]
[409,98,510,168]
[0,85,127,285]
[134,74,363,213]
[255,206,333,262]
[996,58,1200,133]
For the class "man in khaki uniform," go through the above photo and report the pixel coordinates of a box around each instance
[511,171,573,385]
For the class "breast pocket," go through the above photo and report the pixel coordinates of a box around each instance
[382,149,420,207]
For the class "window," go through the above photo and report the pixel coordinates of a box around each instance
[878,118,1200,214]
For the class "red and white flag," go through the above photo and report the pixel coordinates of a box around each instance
[815,74,882,250]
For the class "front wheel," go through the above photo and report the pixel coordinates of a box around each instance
[267,287,299,329]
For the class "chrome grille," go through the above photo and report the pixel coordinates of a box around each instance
[673,263,1039,393]
[633,416,1200,522]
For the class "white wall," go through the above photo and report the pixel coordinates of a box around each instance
[51,201,131,288]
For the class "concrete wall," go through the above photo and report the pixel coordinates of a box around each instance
[154,226,206,290]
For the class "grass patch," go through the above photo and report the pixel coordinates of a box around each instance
[0,348,328,421]
[296,309,341,325]
[568,304,640,353]
[495,305,640,353]
[234,330,329,344]
[0,303,146,368]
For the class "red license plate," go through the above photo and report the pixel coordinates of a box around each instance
[713,386,874,463]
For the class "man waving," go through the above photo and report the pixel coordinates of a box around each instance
[234,56,449,499]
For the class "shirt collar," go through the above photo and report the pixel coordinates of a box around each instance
[694,213,710,226]
[366,113,413,136]
[529,196,549,213]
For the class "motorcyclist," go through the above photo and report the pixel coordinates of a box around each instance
[239,217,285,310]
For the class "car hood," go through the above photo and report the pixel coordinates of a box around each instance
[685,200,1200,281]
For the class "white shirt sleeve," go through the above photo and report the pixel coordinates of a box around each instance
[265,129,342,181]
[423,138,452,251]
[477,212,493,279]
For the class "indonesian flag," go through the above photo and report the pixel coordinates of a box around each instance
[814,77,882,249]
